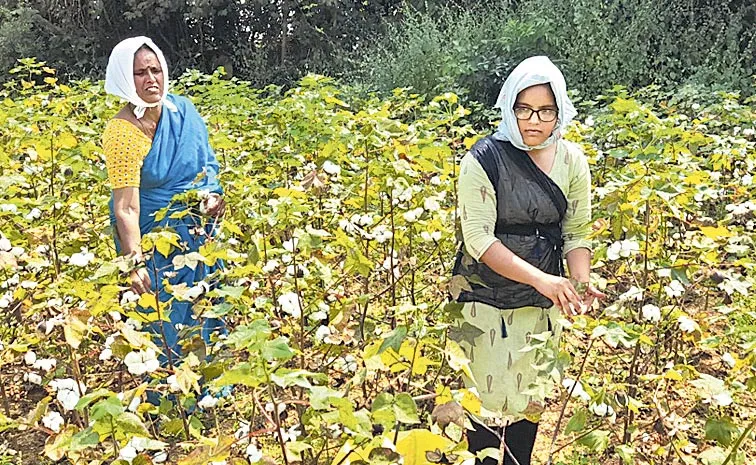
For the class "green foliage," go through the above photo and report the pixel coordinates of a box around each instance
[521,0,756,96]
[347,3,549,105]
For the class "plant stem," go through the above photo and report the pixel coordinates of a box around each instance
[547,337,595,465]
[721,417,756,465]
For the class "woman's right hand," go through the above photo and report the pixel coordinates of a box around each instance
[534,274,583,315]
[130,267,152,295]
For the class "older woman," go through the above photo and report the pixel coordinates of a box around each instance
[453,56,604,464]
[103,37,225,366]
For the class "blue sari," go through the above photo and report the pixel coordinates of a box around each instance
[109,93,224,362]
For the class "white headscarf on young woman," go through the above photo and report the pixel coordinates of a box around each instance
[492,56,576,152]
[104,36,177,119]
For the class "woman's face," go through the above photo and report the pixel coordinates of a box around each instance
[133,48,164,104]
[514,84,558,147]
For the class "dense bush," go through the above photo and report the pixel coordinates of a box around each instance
[347,0,756,103]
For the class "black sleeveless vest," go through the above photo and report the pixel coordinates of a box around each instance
[453,137,568,310]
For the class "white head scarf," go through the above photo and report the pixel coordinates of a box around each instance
[492,56,576,151]
[104,36,177,119]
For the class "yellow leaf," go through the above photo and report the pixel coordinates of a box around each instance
[137,293,157,311]
[459,388,482,415]
[396,429,453,465]
[699,225,732,240]
[44,77,57,86]
[221,219,243,236]
[57,132,77,149]
[63,310,90,349]
[175,363,202,395]
[435,384,452,406]
[324,95,350,108]
[273,187,306,199]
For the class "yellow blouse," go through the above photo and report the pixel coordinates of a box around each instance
[102,119,152,189]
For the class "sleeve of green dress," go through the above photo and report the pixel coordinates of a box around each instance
[561,142,593,255]
[458,153,499,260]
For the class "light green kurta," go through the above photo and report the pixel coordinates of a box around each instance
[456,139,592,424]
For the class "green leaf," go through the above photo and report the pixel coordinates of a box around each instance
[378,326,407,354]
[448,322,484,346]
[69,427,100,451]
[577,430,610,453]
[705,417,739,446]
[115,412,150,437]
[262,337,295,361]
[91,396,124,420]
[394,393,420,424]
[372,393,394,412]
[565,408,587,434]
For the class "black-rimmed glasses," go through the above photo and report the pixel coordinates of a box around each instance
[513,106,558,122]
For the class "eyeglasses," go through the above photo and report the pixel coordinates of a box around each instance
[513,106,558,122]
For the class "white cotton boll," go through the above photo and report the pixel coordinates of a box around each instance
[0,236,11,252]
[25,208,41,221]
[373,226,392,244]
[57,388,81,411]
[198,395,219,409]
[424,197,441,212]
[24,372,42,385]
[0,292,12,309]
[282,238,299,253]
[33,358,57,372]
[0,204,17,213]
[42,410,64,433]
[153,452,168,463]
[323,160,341,176]
[262,259,280,273]
[166,375,181,393]
[127,396,141,412]
[562,378,591,402]
[265,402,286,415]
[277,292,301,318]
[742,174,753,186]
[678,315,697,334]
[722,353,736,368]
[713,392,733,407]
[24,351,37,366]
[99,348,113,361]
[665,280,685,298]
[121,290,139,305]
[235,421,251,440]
[589,402,615,417]
[618,286,644,302]
[119,445,138,463]
[246,443,263,463]
[402,207,424,223]
[124,349,160,376]
[641,304,661,322]
[315,325,332,341]
[20,280,37,289]
[69,248,94,267]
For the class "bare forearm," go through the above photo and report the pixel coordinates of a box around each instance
[565,247,591,282]
[115,211,142,257]
[479,241,546,287]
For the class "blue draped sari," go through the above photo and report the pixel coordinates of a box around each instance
[109,93,224,362]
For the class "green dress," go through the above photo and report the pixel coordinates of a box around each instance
[456,139,592,424]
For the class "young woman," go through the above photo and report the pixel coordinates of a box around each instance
[453,56,604,465]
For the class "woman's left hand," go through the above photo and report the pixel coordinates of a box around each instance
[201,193,226,218]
